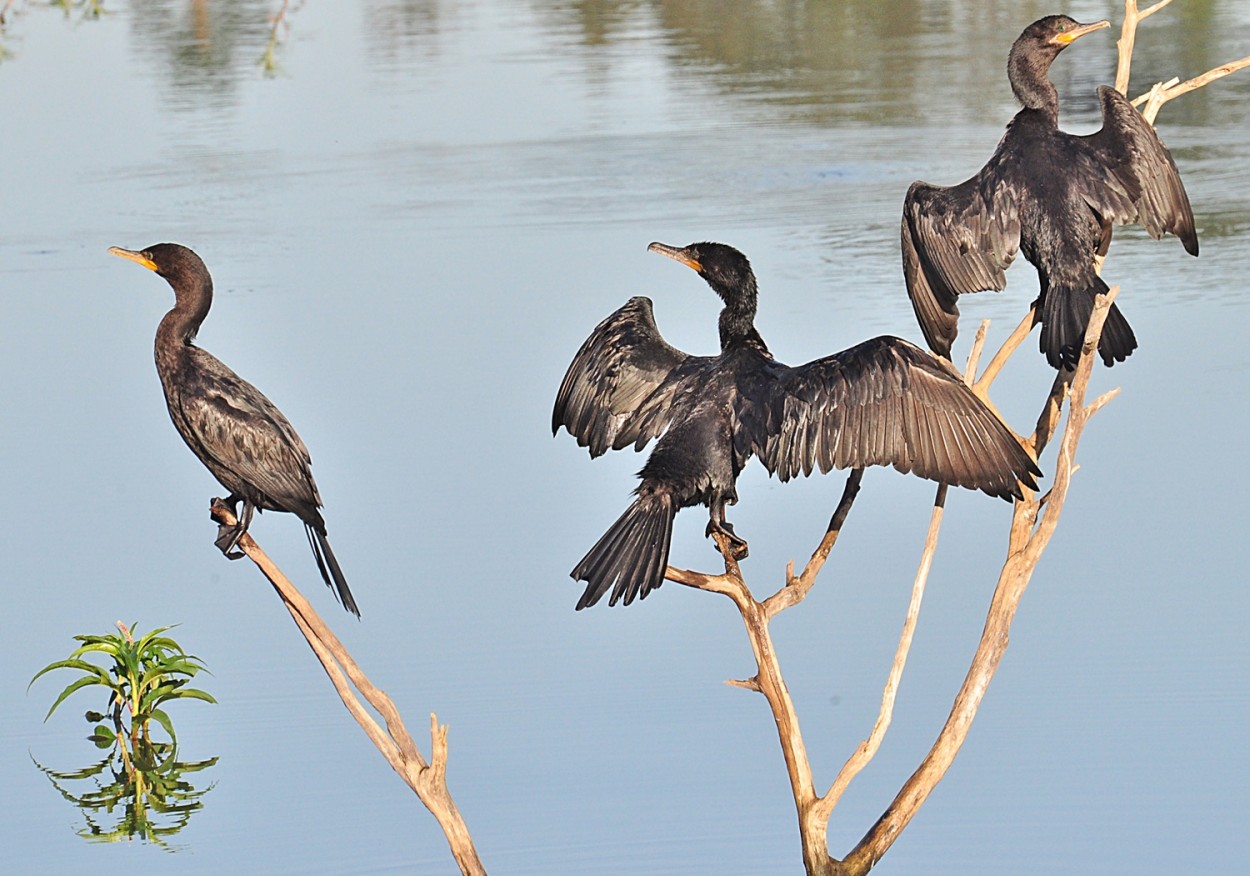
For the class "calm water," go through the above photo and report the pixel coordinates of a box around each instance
[2,1,1248,873]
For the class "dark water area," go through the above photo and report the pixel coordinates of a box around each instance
[2,1,1248,873]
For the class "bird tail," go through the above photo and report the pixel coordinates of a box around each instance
[1039,276,1136,369]
[305,524,361,618]
[571,493,675,609]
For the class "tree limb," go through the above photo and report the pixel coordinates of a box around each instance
[842,287,1118,873]
[208,501,486,876]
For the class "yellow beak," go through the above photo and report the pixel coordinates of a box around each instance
[1054,19,1110,45]
[108,246,158,272]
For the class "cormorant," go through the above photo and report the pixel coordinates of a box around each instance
[553,241,1041,609]
[109,243,359,617]
[901,15,1198,370]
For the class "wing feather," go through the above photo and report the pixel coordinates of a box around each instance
[171,348,321,514]
[1076,86,1198,255]
[553,297,712,457]
[901,167,1023,358]
[753,337,1039,500]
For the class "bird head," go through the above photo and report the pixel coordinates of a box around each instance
[647,241,757,308]
[109,242,212,293]
[1015,14,1109,55]
[1007,16,1109,110]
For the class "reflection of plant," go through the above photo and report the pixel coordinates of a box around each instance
[32,743,218,846]
[29,622,215,772]
[50,0,106,20]
[261,0,298,77]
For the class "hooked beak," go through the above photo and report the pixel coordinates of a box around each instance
[648,241,702,273]
[108,246,158,272]
[1054,19,1110,45]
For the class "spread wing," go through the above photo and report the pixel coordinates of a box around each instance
[1074,85,1198,255]
[553,296,712,457]
[901,165,1023,358]
[753,337,1040,501]
[172,347,321,514]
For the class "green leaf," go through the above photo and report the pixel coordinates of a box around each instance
[149,708,178,746]
[28,658,110,690]
[175,689,218,705]
[43,676,107,722]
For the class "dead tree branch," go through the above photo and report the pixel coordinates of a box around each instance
[1117,0,1250,124]
[1115,0,1178,95]
[842,287,1118,873]
[208,501,486,876]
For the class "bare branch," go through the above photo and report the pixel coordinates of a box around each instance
[817,484,947,823]
[1133,56,1250,124]
[973,306,1035,397]
[964,320,989,386]
[1115,0,1179,94]
[760,468,864,617]
[843,286,1119,873]
[209,501,486,876]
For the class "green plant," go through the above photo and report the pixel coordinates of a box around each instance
[29,622,215,770]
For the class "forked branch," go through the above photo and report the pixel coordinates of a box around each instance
[842,287,1118,873]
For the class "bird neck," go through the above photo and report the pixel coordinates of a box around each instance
[1008,47,1060,119]
[155,281,212,351]
[716,280,760,350]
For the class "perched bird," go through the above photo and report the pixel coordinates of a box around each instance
[553,241,1041,609]
[901,15,1197,370]
[109,243,359,617]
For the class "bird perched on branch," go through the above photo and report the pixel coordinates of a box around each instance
[901,15,1197,370]
[553,240,1041,609]
[109,243,359,617]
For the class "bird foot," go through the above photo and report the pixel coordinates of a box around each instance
[210,496,251,559]
[706,520,749,560]
[214,524,246,560]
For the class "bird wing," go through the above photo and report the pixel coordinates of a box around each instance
[901,167,1022,358]
[175,348,322,512]
[553,296,710,457]
[1073,85,1198,255]
[752,337,1038,500]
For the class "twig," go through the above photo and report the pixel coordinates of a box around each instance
[817,483,946,822]
[1134,56,1250,124]
[1115,0,1178,95]
[208,501,486,876]
[816,319,987,819]
[762,467,863,617]
[973,307,1035,397]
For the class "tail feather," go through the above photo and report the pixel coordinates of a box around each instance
[1040,278,1136,369]
[572,494,675,609]
[306,524,361,617]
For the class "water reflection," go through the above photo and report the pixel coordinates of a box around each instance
[362,0,445,67]
[32,741,218,847]
[125,0,276,104]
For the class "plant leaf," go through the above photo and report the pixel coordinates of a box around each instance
[43,675,107,722]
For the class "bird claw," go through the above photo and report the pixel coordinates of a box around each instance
[706,519,749,560]
[214,523,246,559]
[211,496,251,560]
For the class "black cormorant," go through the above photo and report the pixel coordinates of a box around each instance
[901,15,1198,370]
[553,241,1042,609]
[109,243,359,617]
